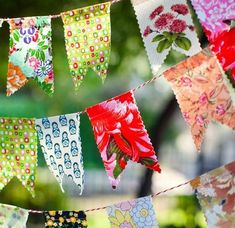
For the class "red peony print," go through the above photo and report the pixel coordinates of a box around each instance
[154,13,174,31]
[143,26,152,37]
[171,4,189,15]
[149,6,164,20]
[169,19,187,33]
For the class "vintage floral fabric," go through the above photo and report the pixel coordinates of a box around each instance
[190,161,235,228]
[131,0,201,74]
[44,210,88,228]
[191,0,235,85]
[0,203,29,228]
[7,16,54,96]
[36,113,84,194]
[61,2,111,90]
[107,196,158,228]
[0,117,38,197]
[163,49,235,151]
[86,91,161,188]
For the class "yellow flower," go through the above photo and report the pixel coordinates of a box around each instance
[59,217,64,223]
[47,220,54,226]
[108,210,136,228]
[139,208,148,217]
[70,216,77,223]
[49,211,56,216]
[81,220,88,226]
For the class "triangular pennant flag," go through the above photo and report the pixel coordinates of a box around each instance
[7,16,54,96]
[163,49,235,151]
[191,0,235,84]
[106,196,158,228]
[190,161,235,228]
[36,113,84,194]
[0,203,29,228]
[131,0,201,74]
[0,117,38,197]
[44,210,88,227]
[61,2,111,89]
[86,91,161,188]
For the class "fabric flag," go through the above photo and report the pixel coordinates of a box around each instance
[0,203,29,228]
[36,113,84,194]
[191,0,235,85]
[7,16,54,96]
[131,0,201,74]
[44,210,88,228]
[86,91,161,188]
[0,117,38,197]
[190,161,235,228]
[61,2,111,90]
[163,49,235,151]
[107,196,158,228]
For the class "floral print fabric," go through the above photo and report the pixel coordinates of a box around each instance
[163,49,235,151]
[36,114,84,194]
[44,210,88,228]
[86,91,161,188]
[190,161,235,228]
[0,203,29,228]
[61,2,111,90]
[191,0,235,84]
[131,0,201,74]
[7,16,54,96]
[107,196,158,228]
[0,117,38,197]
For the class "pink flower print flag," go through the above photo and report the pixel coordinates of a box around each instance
[163,49,235,151]
[86,91,161,189]
[131,0,201,74]
[0,118,38,197]
[106,196,158,228]
[7,16,54,96]
[61,2,111,90]
[190,161,235,228]
[36,113,84,194]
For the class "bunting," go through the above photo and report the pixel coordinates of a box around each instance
[7,17,54,96]
[61,2,111,90]
[163,49,235,151]
[131,0,201,74]
[0,117,38,197]
[36,114,84,194]
[86,91,161,189]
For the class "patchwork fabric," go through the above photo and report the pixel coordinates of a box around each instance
[7,16,54,96]
[86,91,161,188]
[36,113,84,194]
[191,161,235,228]
[131,0,201,74]
[0,203,29,228]
[107,196,158,228]
[44,210,88,228]
[61,2,111,89]
[0,117,38,197]
[163,49,235,151]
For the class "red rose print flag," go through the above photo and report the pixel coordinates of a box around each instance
[191,0,235,85]
[86,91,161,188]
[163,49,235,151]
[131,0,201,74]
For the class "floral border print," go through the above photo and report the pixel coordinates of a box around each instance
[61,2,111,90]
[7,16,54,96]
[86,91,161,189]
[190,161,235,228]
[163,49,235,151]
[131,0,201,74]
[191,0,235,86]
[107,196,158,228]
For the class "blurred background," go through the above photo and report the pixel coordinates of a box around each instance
[0,0,234,227]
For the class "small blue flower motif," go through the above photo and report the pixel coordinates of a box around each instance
[130,197,157,227]
[35,60,52,78]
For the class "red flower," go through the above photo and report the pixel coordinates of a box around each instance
[169,19,187,33]
[143,26,152,37]
[149,6,164,20]
[171,4,189,15]
[154,13,174,31]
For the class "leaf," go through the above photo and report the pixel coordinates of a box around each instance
[140,157,156,166]
[41,45,48,50]
[175,37,191,51]
[113,161,124,179]
[13,30,20,42]
[9,38,14,48]
[40,51,45,61]
[35,50,40,59]
[31,49,36,56]
[156,39,172,53]
[38,41,45,46]
[152,35,164,42]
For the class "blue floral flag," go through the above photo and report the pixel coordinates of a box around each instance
[106,196,158,227]
[36,113,84,194]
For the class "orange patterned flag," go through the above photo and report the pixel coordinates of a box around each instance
[163,49,235,150]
